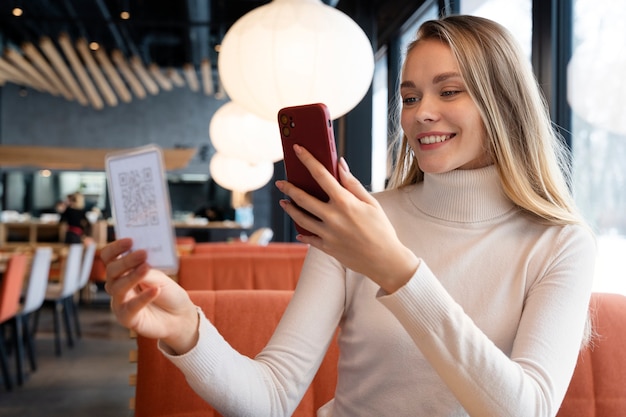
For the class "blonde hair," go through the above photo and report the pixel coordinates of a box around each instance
[387,15,582,226]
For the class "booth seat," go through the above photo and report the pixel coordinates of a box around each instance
[176,251,306,291]
[133,292,626,417]
[91,243,308,289]
[133,290,339,417]
[192,241,309,256]
[556,292,626,416]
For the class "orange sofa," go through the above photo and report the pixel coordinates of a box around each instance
[192,241,309,255]
[176,249,307,291]
[133,290,339,417]
[133,292,626,417]
[556,292,626,416]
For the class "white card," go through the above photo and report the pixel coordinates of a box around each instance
[105,144,178,274]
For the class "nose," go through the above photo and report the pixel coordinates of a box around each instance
[414,94,439,123]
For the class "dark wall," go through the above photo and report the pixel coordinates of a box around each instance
[0,82,276,234]
[0,83,224,174]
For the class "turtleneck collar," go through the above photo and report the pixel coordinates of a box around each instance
[409,165,515,224]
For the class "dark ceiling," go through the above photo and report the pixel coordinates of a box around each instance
[0,0,422,68]
[0,0,424,109]
[0,0,272,68]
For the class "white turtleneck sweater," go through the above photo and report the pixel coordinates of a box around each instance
[163,166,596,417]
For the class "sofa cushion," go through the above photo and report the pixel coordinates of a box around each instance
[557,292,626,416]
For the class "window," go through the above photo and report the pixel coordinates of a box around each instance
[371,54,388,192]
[570,0,626,295]
[371,1,439,191]
[461,0,532,60]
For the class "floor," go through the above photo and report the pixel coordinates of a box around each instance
[0,288,136,417]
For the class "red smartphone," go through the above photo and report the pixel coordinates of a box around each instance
[278,103,339,236]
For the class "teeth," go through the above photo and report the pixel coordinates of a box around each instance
[419,135,450,144]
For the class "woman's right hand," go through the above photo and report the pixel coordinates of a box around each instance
[101,238,199,354]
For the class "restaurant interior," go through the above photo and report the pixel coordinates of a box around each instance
[1,0,625,416]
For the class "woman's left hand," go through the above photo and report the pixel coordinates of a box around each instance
[276,144,420,293]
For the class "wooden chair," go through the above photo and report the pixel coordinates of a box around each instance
[37,243,83,356]
[0,253,28,391]
[247,227,274,245]
[12,247,53,385]
[72,241,97,337]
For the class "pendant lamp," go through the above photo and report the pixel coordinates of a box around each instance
[209,152,274,193]
[217,0,374,121]
[209,101,283,164]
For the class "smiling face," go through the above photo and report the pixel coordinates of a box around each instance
[400,39,492,174]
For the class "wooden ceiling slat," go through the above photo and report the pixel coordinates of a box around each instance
[0,145,196,171]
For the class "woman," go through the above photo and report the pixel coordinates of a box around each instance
[102,15,595,416]
[60,192,90,243]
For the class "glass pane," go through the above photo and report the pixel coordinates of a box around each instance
[461,0,532,60]
[372,54,388,192]
[371,2,438,191]
[399,6,439,51]
[570,0,626,294]
[59,171,107,210]
[371,1,438,191]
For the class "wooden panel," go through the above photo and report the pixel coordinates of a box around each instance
[0,145,196,171]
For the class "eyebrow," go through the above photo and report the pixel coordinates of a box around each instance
[400,71,462,90]
[432,72,462,84]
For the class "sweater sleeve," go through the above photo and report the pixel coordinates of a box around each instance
[159,247,345,417]
[378,224,596,417]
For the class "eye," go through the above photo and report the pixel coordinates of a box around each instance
[441,90,461,97]
[402,96,421,105]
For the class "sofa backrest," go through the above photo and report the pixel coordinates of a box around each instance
[193,242,309,256]
[177,251,306,291]
[557,292,626,416]
[134,290,339,417]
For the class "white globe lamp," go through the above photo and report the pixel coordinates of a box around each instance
[217,0,374,121]
[209,152,274,193]
[209,101,283,163]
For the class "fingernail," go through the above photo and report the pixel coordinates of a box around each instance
[340,157,350,172]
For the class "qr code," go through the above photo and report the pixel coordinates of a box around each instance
[118,167,159,227]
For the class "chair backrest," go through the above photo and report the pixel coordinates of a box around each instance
[59,244,84,298]
[77,241,97,290]
[134,290,339,417]
[248,227,274,245]
[557,292,626,416]
[0,253,28,323]
[20,246,54,315]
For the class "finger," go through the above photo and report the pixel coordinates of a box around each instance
[277,144,342,219]
[278,198,322,236]
[112,285,160,329]
[293,144,343,194]
[100,238,133,264]
[113,282,158,313]
[105,259,150,298]
[337,157,378,204]
[106,248,148,281]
